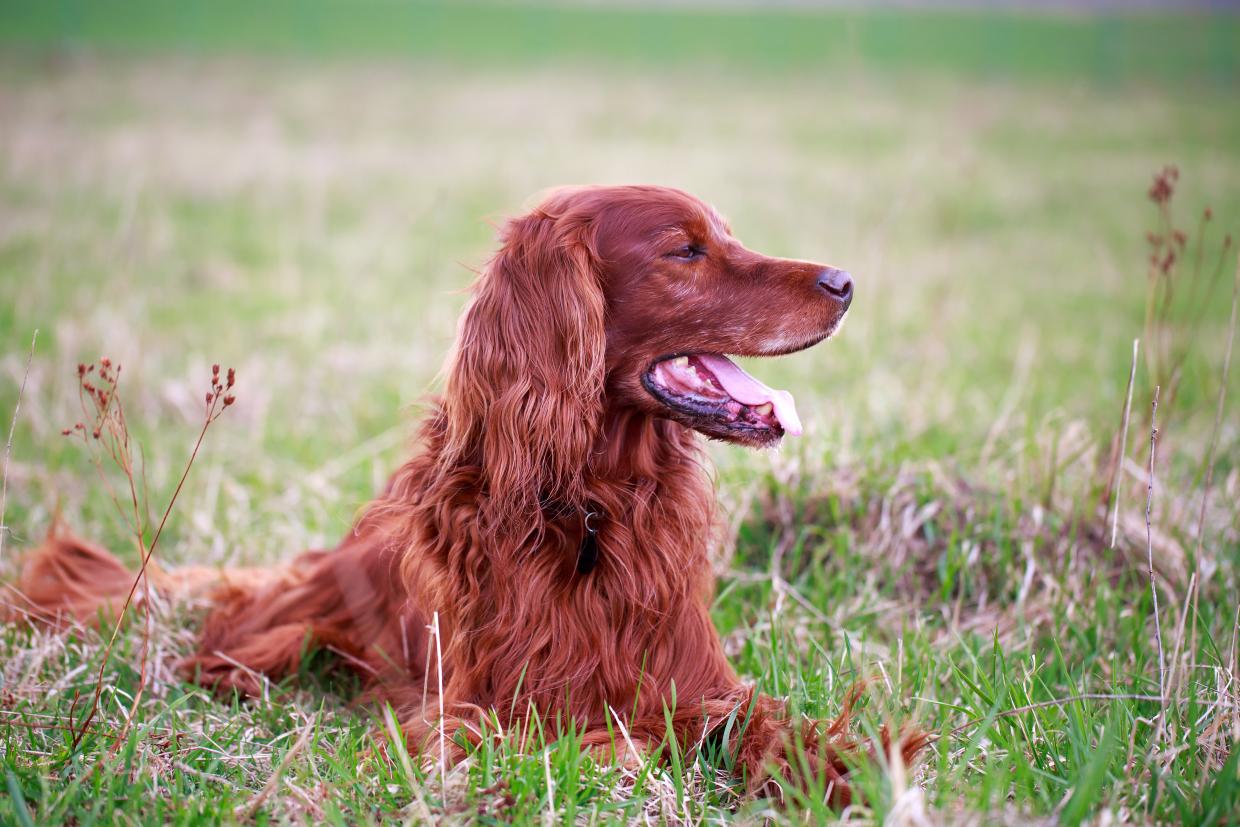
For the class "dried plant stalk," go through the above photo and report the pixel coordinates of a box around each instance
[1144,386,1166,711]
[1109,338,1140,549]
[0,329,37,563]
[61,359,237,751]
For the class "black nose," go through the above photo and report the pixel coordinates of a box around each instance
[817,267,853,307]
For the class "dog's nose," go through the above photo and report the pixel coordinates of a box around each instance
[817,267,853,307]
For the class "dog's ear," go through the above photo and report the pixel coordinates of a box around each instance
[443,195,605,527]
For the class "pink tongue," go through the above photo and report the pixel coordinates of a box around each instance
[695,354,802,437]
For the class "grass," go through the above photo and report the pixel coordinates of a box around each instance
[2,4,1239,824]
[2,0,1239,84]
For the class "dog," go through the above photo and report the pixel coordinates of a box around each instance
[9,185,922,804]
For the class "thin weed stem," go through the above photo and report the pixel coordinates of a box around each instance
[0,329,37,564]
[1109,338,1140,549]
[1144,387,1166,714]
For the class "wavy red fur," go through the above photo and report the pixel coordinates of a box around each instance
[6,185,924,806]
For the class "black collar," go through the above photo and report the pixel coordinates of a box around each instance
[539,493,602,575]
[576,509,601,575]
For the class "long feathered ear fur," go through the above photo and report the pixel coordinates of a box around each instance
[440,193,605,530]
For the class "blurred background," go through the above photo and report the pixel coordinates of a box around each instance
[1,1,1239,821]
[3,1,1237,553]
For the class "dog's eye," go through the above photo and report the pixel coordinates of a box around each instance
[668,245,704,260]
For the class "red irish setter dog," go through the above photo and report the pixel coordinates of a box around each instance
[9,186,922,804]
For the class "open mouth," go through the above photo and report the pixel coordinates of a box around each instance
[642,353,801,442]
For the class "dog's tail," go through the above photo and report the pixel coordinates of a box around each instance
[2,525,150,627]
[0,521,269,628]
[3,520,424,701]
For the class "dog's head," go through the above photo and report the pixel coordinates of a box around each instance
[444,186,851,514]
[583,186,851,447]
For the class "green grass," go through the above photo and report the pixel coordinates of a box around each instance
[2,4,1239,824]
[2,0,1239,83]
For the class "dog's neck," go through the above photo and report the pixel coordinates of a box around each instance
[590,405,699,477]
[587,405,714,565]
[390,402,715,588]
[532,405,714,575]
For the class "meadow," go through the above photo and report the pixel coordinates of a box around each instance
[1,3,1239,823]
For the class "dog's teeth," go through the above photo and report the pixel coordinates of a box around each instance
[754,402,774,416]
[672,356,689,367]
